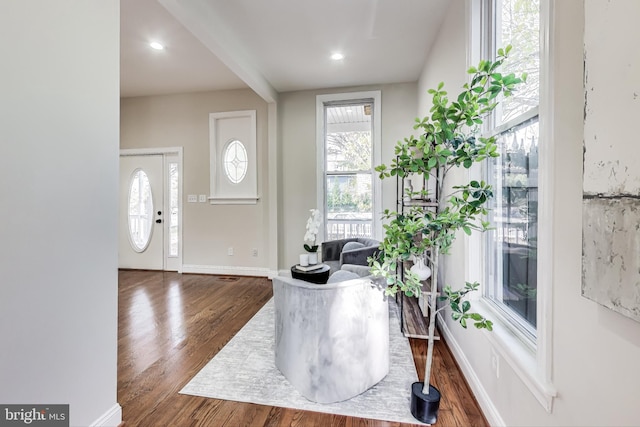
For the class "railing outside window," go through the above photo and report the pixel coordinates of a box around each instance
[325,219,372,240]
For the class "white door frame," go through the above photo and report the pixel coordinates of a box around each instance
[120,147,183,273]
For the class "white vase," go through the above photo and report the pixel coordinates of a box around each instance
[403,178,413,202]
[299,254,309,266]
[308,252,318,265]
[410,257,432,281]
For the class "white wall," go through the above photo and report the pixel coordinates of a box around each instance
[417,0,468,117]
[278,84,417,269]
[121,90,272,276]
[420,1,640,425]
[0,1,121,426]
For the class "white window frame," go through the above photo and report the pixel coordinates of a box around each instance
[467,0,556,412]
[485,108,540,343]
[209,110,258,204]
[315,91,382,241]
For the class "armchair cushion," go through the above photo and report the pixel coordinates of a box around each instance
[342,241,365,252]
[341,244,379,266]
[324,260,341,275]
[320,237,381,274]
[327,269,360,283]
[340,264,373,277]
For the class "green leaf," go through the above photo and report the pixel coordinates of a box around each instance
[486,320,494,331]
[470,313,483,321]
[461,301,471,313]
[371,46,519,337]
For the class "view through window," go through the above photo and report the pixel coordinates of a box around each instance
[484,0,540,338]
[324,102,374,240]
[168,162,179,257]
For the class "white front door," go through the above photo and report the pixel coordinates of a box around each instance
[119,155,164,270]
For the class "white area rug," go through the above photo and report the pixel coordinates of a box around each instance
[180,298,420,424]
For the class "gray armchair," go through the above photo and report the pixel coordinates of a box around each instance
[321,237,381,274]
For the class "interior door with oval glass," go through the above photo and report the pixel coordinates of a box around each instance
[119,155,164,270]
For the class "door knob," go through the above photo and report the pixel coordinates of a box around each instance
[155,219,162,224]
[157,211,162,215]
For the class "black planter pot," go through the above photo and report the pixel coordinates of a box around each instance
[410,382,441,424]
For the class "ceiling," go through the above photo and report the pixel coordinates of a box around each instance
[120,0,450,99]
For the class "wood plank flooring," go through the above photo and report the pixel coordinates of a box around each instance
[118,270,488,426]
[400,295,439,341]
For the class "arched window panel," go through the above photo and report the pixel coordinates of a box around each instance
[128,168,154,252]
[209,110,258,204]
[223,139,248,184]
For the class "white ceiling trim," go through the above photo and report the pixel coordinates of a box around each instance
[158,0,278,103]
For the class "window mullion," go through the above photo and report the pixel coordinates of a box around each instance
[488,107,539,138]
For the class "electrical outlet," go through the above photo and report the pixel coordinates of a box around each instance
[227,247,234,256]
[187,194,197,203]
[490,348,500,379]
[199,194,207,202]
[251,248,258,257]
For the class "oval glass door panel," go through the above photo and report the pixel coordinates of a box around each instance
[223,139,248,184]
[128,169,154,252]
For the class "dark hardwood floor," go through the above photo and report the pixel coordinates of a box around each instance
[118,270,487,426]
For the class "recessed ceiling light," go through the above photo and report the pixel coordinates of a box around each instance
[149,41,165,50]
[331,53,344,61]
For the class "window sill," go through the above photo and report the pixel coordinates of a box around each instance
[208,197,259,205]
[476,298,557,413]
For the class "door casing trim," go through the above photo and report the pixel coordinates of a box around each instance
[120,147,183,273]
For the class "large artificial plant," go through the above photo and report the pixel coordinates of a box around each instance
[370,45,526,421]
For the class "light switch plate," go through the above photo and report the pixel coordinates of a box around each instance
[199,194,207,203]
[187,194,197,203]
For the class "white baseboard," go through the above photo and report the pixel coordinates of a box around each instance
[182,264,277,279]
[89,403,122,427]
[437,317,505,427]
